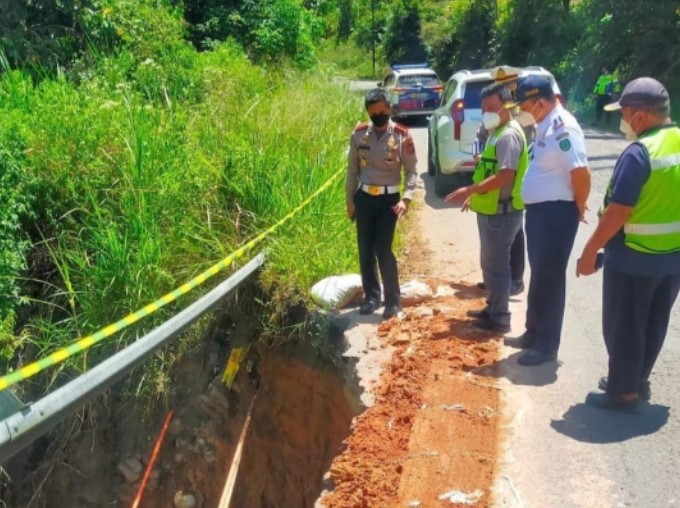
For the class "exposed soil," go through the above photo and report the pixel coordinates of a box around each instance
[320,287,502,508]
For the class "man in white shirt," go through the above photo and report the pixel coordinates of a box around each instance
[507,76,591,366]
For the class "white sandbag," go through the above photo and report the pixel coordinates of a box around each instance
[311,274,363,309]
[400,279,433,306]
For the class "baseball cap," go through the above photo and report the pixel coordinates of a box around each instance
[490,65,521,84]
[505,75,554,108]
[604,77,669,111]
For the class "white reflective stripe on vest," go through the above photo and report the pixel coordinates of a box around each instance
[650,153,680,171]
[624,221,680,235]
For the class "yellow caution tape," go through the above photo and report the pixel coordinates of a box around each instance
[221,346,249,389]
[0,168,344,391]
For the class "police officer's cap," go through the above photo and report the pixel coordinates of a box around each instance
[505,76,554,108]
[604,77,670,111]
[490,65,521,84]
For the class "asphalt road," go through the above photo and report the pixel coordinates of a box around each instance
[404,117,680,508]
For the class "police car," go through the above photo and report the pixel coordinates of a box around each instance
[378,64,443,119]
[427,66,565,196]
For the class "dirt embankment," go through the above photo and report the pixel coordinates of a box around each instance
[3,304,358,508]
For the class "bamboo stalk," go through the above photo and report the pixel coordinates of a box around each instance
[131,410,175,508]
[218,393,257,508]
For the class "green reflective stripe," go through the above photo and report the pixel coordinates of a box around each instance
[625,221,680,235]
[650,153,680,171]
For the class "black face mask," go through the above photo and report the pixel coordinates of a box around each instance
[370,113,390,128]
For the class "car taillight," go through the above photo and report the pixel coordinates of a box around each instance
[557,94,567,106]
[393,87,405,94]
[451,99,464,141]
[431,85,444,92]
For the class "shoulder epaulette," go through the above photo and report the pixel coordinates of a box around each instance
[354,122,369,132]
[394,123,409,135]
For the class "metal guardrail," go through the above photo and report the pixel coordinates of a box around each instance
[0,252,265,465]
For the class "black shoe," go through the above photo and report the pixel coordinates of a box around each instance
[382,305,404,320]
[472,319,510,333]
[359,300,380,315]
[466,308,490,319]
[585,391,643,414]
[476,282,486,290]
[598,376,651,401]
[510,280,525,296]
[517,349,557,366]
[504,332,535,349]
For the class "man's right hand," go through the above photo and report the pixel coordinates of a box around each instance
[347,202,356,220]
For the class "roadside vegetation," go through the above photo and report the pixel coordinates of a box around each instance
[1,0,362,398]
[1,0,678,398]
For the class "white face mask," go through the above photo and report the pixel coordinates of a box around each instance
[482,112,501,130]
[619,118,637,140]
[517,111,535,127]
[517,101,540,127]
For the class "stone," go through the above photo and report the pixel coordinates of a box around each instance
[174,491,196,508]
[118,457,143,483]
[434,285,456,297]
[203,446,217,464]
[168,418,184,437]
[411,306,433,318]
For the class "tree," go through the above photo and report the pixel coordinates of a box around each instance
[337,0,353,41]
[382,0,427,65]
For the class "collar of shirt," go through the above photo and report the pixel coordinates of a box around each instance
[368,121,394,141]
[638,122,677,139]
[536,104,565,142]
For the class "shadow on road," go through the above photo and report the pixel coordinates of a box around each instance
[420,170,466,211]
[588,154,619,163]
[583,132,624,141]
[469,350,560,387]
[550,402,670,443]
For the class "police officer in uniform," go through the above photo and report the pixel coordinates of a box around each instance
[577,78,680,412]
[474,66,530,297]
[446,83,529,333]
[346,88,417,319]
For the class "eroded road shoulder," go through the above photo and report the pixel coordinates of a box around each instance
[320,285,503,508]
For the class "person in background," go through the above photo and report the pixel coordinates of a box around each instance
[345,88,417,320]
[593,65,614,124]
[577,78,680,412]
[509,76,591,366]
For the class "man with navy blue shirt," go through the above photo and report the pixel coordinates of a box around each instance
[577,77,680,412]
[507,76,591,366]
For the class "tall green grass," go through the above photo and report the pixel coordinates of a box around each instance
[0,40,364,397]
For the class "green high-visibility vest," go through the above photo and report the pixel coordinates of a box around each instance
[470,120,528,215]
[593,74,613,95]
[604,126,680,253]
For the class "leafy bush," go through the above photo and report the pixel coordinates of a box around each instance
[0,150,34,360]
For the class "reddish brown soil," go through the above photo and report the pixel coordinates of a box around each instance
[321,288,502,508]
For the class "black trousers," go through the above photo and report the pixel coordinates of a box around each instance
[510,228,525,283]
[595,94,612,123]
[525,201,579,354]
[603,267,680,395]
[354,190,400,307]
